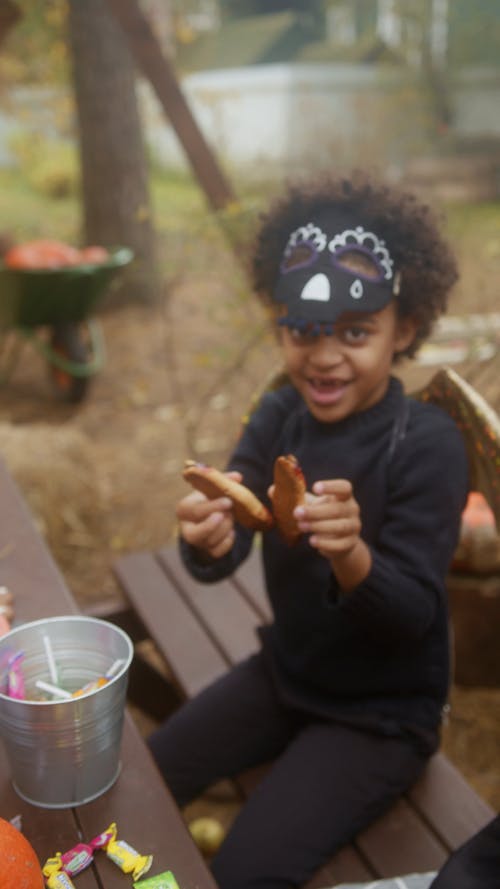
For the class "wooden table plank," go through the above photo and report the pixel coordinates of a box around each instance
[77,712,219,889]
[0,460,77,619]
[0,745,98,889]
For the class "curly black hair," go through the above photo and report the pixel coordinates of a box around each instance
[250,172,459,359]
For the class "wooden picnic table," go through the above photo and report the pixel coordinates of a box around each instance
[0,457,218,889]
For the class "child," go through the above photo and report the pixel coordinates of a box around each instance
[149,173,469,889]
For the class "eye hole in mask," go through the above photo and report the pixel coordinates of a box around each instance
[281,243,317,272]
[332,248,381,280]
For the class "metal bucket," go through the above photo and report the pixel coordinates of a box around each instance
[0,615,133,808]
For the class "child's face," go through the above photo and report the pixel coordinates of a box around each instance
[278,303,415,423]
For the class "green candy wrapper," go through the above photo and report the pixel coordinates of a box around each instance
[133,870,180,889]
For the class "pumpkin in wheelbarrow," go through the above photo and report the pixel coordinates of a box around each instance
[0,817,44,888]
[3,239,82,269]
[4,239,111,269]
[79,245,110,264]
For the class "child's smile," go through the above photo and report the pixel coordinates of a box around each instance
[305,375,350,407]
[279,304,416,423]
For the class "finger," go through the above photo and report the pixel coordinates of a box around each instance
[310,533,360,559]
[308,515,361,539]
[226,470,243,483]
[295,498,357,527]
[177,493,232,523]
[312,479,353,499]
[204,513,235,550]
[206,529,235,559]
[180,509,229,548]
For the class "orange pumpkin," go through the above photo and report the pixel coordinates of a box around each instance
[3,239,81,269]
[78,245,109,264]
[461,491,495,532]
[0,817,44,888]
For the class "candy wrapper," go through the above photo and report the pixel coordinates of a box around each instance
[134,871,181,889]
[43,823,152,887]
[72,676,108,697]
[89,822,115,851]
[45,871,76,889]
[43,843,94,879]
[60,844,94,877]
[7,651,25,699]
[104,823,153,880]
[71,658,127,697]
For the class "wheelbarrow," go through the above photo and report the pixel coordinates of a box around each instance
[0,246,133,403]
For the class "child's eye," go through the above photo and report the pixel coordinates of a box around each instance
[340,326,369,345]
[289,327,317,345]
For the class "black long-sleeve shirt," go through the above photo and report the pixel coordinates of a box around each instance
[181,377,468,747]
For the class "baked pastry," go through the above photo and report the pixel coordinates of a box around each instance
[272,454,306,545]
[183,461,274,531]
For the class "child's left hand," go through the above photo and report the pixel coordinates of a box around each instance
[294,479,361,557]
[294,480,372,591]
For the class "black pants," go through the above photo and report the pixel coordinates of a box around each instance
[149,652,428,889]
[430,815,500,889]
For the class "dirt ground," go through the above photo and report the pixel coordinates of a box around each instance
[0,223,499,831]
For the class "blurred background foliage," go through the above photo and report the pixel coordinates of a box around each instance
[2,1,500,86]
[0,1,499,287]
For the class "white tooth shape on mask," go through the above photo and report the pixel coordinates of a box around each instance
[300,273,331,302]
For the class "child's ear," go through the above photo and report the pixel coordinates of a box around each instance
[394,316,417,355]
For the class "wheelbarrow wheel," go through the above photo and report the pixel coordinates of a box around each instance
[48,322,91,404]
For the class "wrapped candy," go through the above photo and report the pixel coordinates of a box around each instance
[44,871,76,889]
[89,822,115,851]
[7,652,25,699]
[71,660,126,697]
[72,677,108,698]
[134,871,181,888]
[43,823,152,886]
[43,842,94,879]
[60,844,94,877]
[103,823,153,881]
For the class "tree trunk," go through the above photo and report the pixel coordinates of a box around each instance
[0,1,21,49]
[67,0,158,305]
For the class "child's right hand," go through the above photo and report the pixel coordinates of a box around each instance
[176,472,241,559]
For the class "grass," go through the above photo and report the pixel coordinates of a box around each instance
[0,168,81,243]
[445,200,500,258]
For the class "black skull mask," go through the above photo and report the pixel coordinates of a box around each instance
[273,211,400,333]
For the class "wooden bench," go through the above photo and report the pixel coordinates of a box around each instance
[97,542,496,888]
